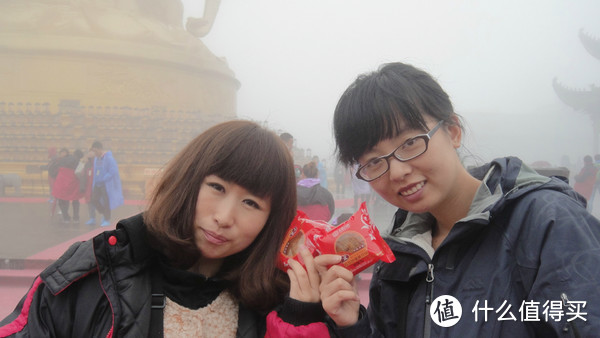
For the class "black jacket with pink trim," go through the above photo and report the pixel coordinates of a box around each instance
[1,214,150,337]
[0,214,329,337]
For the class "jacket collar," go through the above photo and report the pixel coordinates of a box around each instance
[115,213,153,263]
[386,157,553,259]
[40,213,153,295]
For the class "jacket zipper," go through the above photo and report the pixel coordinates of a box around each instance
[423,263,435,338]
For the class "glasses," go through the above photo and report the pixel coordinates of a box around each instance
[356,120,445,182]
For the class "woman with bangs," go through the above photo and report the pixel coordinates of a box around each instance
[1,120,336,337]
[317,63,600,337]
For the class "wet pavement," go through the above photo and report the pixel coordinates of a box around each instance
[0,197,145,318]
[0,198,145,261]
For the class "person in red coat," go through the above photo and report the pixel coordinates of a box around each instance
[52,149,84,223]
[297,162,335,222]
[75,150,97,225]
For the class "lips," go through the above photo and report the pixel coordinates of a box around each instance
[400,181,425,196]
[203,229,228,244]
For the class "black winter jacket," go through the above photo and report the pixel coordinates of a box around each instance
[333,157,600,338]
[0,214,325,337]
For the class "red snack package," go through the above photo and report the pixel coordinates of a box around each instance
[277,210,332,272]
[277,203,395,275]
[319,202,395,274]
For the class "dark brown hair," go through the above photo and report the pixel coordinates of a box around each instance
[302,162,318,178]
[143,120,297,313]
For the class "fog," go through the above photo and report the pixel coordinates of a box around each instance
[2,0,600,319]
[186,0,600,173]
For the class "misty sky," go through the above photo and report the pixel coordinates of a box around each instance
[183,0,600,173]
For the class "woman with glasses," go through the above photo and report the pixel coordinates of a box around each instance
[1,120,336,337]
[318,62,600,337]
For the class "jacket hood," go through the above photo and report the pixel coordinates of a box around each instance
[469,156,586,215]
[297,185,320,205]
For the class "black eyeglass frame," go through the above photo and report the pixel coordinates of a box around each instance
[355,120,445,182]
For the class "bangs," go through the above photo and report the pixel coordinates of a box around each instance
[209,126,292,200]
[334,75,429,164]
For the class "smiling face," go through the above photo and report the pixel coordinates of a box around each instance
[193,175,271,272]
[358,117,463,215]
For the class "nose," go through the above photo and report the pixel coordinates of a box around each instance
[387,157,412,182]
[214,199,235,227]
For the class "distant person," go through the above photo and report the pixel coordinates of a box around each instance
[350,163,371,210]
[0,120,335,337]
[312,156,328,189]
[76,150,97,225]
[333,161,347,195]
[42,147,57,201]
[297,161,335,222]
[46,147,65,203]
[48,148,67,180]
[51,149,84,223]
[280,132,294,154]
[90,141,124,227]
[588,154,600,211]
[574,154,598,208]
[280,132,302,181]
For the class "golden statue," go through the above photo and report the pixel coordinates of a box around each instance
[0,0,223,55]
[0,0,238,198]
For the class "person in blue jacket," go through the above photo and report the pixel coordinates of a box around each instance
[90,140,124,227]
[318,62,600,337]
